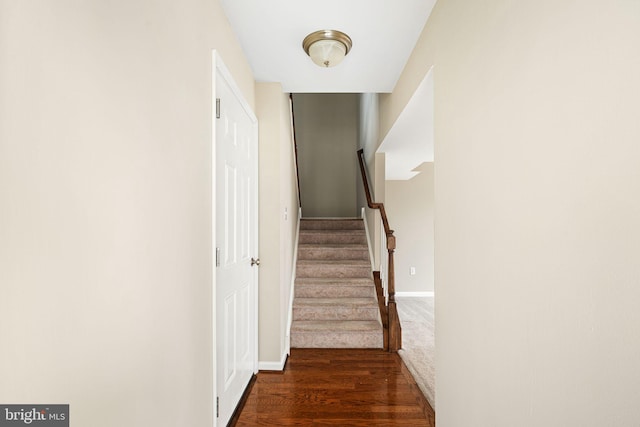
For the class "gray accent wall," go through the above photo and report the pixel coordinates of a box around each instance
[293,93,359,217]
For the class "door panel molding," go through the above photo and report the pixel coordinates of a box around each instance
[212,50,259,427]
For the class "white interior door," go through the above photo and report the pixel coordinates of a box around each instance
[215,65,258,426]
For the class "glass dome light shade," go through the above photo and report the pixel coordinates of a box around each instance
[302,30,352,68]
[308,39,347,67]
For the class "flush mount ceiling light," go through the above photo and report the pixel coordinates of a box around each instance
[302,29,352,68]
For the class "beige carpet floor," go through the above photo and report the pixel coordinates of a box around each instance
[396,296,435,408]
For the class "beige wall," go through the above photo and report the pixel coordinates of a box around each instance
[256,83,298,367]
[373,153,387,269]
[357,93,380,204]
[383,0,640,425]
[0,1,254,426]
[280,93,299,358]
[386,163,434,293]
[294,93,359,217]
[357,93,381,266]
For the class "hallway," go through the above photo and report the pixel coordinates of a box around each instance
[233,349,435,426]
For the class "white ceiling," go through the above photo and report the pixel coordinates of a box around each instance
[220,0,437,93]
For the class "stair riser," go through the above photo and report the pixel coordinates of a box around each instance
[299,233,367,245]
[291,332,382,349]
[293,306,379,321]
[298,247,369,261]
[296,264,371,278]
[300,220,365,231]
[295,285,375,298]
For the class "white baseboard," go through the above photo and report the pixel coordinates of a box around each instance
[395,291,434,298]
[258,351,287,371]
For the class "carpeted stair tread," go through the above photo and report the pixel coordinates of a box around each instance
[298,231,367,245]
[295,277,374,286]
[299,229,366,236]
[291,217,383,349]
[297,259,370,266]
[296,259,372,279]
[300,227,364,231]
[298,244,368,258]
[293,297,380,321]
[298,243,368,249]
[294,297,378,306]
[291,320,382,332]
[298,243,367,247]
[291,320,382,348]
[295,278,376,298]
[300,218,365,230]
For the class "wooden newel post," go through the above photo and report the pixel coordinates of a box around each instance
[387,231,402,352]
[358,149,402,353]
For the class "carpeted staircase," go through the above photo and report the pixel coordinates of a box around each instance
[290,218,383,349]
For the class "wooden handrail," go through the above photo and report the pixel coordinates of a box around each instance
[357,149,401,352]
[289,94,302,207]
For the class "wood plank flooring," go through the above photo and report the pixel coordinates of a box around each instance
[233,349,435,426]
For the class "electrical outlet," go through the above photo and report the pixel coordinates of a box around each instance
[410,267,416,275]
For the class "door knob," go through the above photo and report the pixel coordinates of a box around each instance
[251,258,260,267]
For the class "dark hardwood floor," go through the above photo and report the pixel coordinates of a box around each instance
[233,348,435,426]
